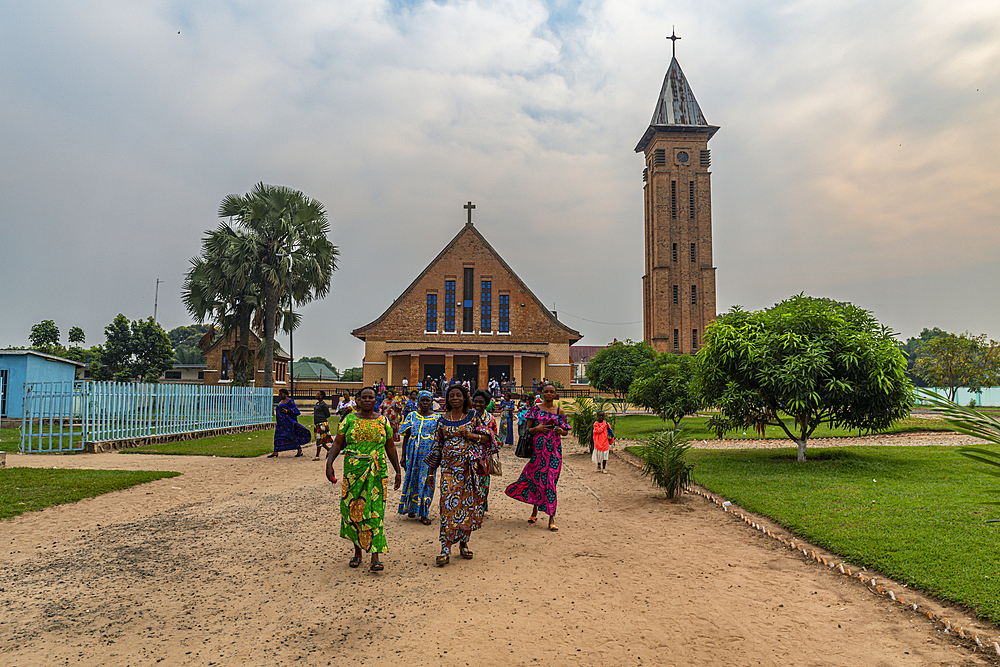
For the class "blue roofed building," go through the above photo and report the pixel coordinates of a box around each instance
[0,350,86,425]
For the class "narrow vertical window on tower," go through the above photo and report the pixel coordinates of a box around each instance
[673,329,679,349]
[672,285,678,305]
[444,280,456,332]
[481,280,492,332]
[689,181,696,220]
[462,267,474,332]
[692,329,699,349]
[672,243,677,262]
[691,285,698,305]
[690,243,696,263]
[671,181,677,219]
[426,294,437,332]
[498,294,510,333]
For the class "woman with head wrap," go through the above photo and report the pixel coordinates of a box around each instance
[396,390,440,524]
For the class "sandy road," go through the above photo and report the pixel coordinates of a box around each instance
[1,438,996,666]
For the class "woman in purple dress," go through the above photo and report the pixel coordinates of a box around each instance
[504,383,569,531]
[269,388,311,458]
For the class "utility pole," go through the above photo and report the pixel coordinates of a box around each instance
[153,277,163,323]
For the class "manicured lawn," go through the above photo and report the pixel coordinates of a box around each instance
[656,445,1000,624]
[121,416,327,457]
[612,414,954,441]
[1,427,21,453]
[0,468,181,520]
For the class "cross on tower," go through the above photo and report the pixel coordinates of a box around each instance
[667,26,681,58]
[464,201,476,225]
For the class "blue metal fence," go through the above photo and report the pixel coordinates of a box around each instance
[21,381,274,453]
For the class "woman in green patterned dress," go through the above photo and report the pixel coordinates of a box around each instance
[326,387,402,572]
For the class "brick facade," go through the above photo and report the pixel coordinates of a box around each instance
[636,58,719,355]
[201,330,290,392]
[352,221,582,389]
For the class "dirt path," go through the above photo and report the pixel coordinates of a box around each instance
[1,438,996,666]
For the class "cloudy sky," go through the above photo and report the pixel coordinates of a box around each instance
[2,0,998,370]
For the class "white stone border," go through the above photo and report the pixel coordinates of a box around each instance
[611,448,1000,657]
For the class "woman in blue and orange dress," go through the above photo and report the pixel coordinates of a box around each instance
[425,384,497,566]
[325,387,402,572]
[397,391,440,524]
[505,383,569,531]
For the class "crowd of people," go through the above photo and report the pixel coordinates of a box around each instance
[270,379,610,573]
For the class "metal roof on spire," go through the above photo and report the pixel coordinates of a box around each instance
[634,38,718,153]
[649,57,707,127]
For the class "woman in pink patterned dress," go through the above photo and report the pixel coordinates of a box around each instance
[504,383,569,531]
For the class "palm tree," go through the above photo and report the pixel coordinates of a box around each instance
[218,183,338,387]
[182,224,262,385]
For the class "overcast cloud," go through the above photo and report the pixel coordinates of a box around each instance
[2,0,998,370]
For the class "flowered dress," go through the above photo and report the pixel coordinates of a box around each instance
[339,413,394,554]
[426,412,498,554]
[478,410,498,511]
[274,399,311,452]
[380,397,404,441]
[505,405,569,516]
[397,411,440,518]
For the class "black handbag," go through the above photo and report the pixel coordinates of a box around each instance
[515,429,533,459]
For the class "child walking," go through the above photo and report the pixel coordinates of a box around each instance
[592,411,614,473]
[313,391,335,468]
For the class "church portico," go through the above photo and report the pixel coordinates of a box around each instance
[385,345,548,390]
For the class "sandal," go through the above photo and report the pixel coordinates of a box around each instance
[370,561,384,572]
[435,553,449,567]
[312,456,321,461]
[527,516,537,524]
[421,517,432,525]
[408,513,416,519]
[459,544,474,560]
[266,453,278,458]
[295,451,304,457]
[549,524,559,532]
[349,555,361,568]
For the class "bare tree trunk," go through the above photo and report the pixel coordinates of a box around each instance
[263,283,278,388]
[796,439,807,462]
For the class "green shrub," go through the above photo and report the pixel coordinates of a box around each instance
[639,428,694,499]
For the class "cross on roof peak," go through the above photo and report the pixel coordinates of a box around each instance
[464,201,476,225]
[667,26,681,59]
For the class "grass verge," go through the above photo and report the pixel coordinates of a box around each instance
[613,414,954,441]
[1,468,181,520]
[120,417,327,457]
[1,427,22,453]
[628,444,1000,625]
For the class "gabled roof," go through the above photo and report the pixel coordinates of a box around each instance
[201,329,290,361]
[292,361,339,381]
[0,349,87,367]
[635,57,719,152]
[352,222,582,343]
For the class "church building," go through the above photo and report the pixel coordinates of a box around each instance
[635,37,718,354]
[352,207,582,390]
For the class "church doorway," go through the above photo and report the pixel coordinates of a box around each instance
[455,364,478,383]
[423,364,444,385]
[488,365,510,382]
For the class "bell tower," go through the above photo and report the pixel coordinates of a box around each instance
[635,35,718,354]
